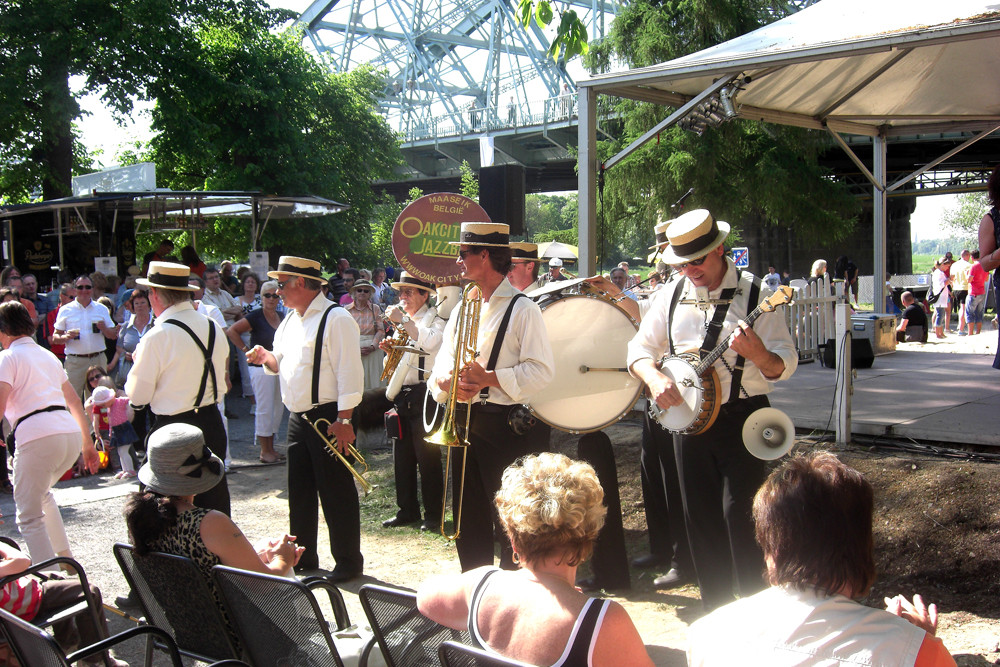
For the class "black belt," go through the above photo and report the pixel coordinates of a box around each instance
[296,401,338,419]
[9,405,68,444]
[67,351,102,358]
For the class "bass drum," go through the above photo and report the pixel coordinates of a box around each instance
[528,294,642,434]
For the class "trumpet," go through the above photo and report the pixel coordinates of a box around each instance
[380,317,412,383]
[302,415,376,497]
[425,282,481,541]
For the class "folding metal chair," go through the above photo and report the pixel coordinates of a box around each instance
[438,640,535,667]
[0,538,105,650]
[0,605,182,667]
[359,583,471,667]
[112,542,239,664]
[212,565,352,667]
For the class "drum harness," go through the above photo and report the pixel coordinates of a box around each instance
[666,270,761,405]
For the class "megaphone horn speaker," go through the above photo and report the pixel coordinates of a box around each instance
[742,407,795,460]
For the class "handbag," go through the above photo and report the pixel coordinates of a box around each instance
[926,289,941,306]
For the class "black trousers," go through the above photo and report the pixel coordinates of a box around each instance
[674,394,769,611]
[149,406,230,516]
[452,405,548,571]
[578,431,629,589]
[287,402,363,573]
[642,410,692,573]
[391,385,444,523]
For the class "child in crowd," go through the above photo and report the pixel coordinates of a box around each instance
[89,381,139,479]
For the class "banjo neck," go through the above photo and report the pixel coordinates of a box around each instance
[692,285,794,377]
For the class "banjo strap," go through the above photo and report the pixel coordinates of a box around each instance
[479,293,526,403]
[666,277,686,357]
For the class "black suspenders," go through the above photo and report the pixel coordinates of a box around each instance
[311,305,335,409]
[478,293,525,403]
[164,319,218,409]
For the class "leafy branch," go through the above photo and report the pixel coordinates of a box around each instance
[515,0,589,61]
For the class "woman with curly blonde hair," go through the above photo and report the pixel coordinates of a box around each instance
[417,452,653,667]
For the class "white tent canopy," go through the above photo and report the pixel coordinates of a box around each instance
[576,0,1000,290]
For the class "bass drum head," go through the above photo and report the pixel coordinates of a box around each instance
[528,294,641,433]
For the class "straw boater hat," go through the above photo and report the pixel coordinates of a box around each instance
[659,209,731,265]
[648,212,674,250]
[350,279,374,296]
[138,424,225,497]
[266,256,328,286]
[448,221,510,247]
[510,242,539,262]
[136,261,197,291]
[391,271,435,294]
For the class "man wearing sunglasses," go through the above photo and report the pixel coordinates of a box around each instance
[626,209,797,612]
[52,275,119,399]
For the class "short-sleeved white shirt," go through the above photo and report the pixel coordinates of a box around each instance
[0,337,78,443]
[53,299,115,355]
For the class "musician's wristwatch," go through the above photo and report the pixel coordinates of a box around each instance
[336,418,352,425]
[400,314,411,325]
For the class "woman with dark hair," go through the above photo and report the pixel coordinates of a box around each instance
[180,245,206,278]
[688,452,954,666]
[124,423,303,642]
[0,301,100,563]
[977,165,1000,369]
[235,272,261,401]
[417,453,653,667]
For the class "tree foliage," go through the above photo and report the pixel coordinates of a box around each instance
[515,0,588,62]
[943,192,989,249]
[133,23,401,269]
[0,0,288,201]
[583,0,859,265]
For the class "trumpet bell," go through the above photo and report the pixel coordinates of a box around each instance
[742,407,795,460]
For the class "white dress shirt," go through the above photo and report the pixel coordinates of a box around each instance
[201,288,240,326]
[54,300,115,355]
[125,302,229,415]
[627,258,797,403]
[428,279,554,406]
[196,301,227,330]
[268,292,364,414]
[395,304,445,387]
[0,337,78,443]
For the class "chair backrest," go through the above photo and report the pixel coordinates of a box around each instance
[438,640,534,667]
[112,542,237,661]
[359,584,472,667]
[0,606,69,667]
[212,565,346,667]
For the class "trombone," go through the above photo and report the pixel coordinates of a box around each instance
[302,415,376,497]
[425,282,481,541]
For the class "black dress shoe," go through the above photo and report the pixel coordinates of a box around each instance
[653,568,692,589]
[631,553,669,569]
[114,592,140,611]
[382,515,420,528]
[327,568,362,583]
[420,520,438,532]
[575,577,600,592]
[294,560,320,574]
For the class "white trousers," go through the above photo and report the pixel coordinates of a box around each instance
[13,431,81,563]
[249,366,285,437]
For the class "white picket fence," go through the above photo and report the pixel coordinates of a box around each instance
[783,274,839,359]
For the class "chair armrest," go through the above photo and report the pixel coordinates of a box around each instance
[0,556,104,636]
[304,577,352,630]
[67,624,183,667]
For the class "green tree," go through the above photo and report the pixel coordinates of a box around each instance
[460,160,480,201]
[136,23,401,269]
[943,192,989,248]
[584,0,859,266]
[0,0,285,201]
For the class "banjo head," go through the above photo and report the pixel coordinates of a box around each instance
[649,353,707,433]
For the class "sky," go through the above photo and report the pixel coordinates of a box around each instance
[71,0,962,242]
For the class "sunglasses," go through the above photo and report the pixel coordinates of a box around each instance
[276,277,297,290]
[76,284,93,290]
[673,256,708,270]
[88,375,103,382]
[458,249,481,260]
[355,289,372,295]
[262,293,280,299]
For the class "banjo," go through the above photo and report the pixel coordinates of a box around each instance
[648,285,794,434]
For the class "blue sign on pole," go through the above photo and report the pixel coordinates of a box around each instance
[732,247,749,268]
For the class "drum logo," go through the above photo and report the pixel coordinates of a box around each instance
[392,193,491,284]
